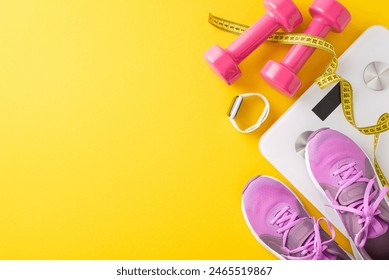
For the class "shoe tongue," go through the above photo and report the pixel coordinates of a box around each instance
[338,182,366,206]
[338,182,389,238]
[337,181,389,221]
[324,245,346,260]
[285,219,337,260]
[286,219,314,250]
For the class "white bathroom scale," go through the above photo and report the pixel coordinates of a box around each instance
[260,25,389,240]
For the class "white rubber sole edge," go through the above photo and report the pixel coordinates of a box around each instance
[241,175,354,260]
[304,140,364,260]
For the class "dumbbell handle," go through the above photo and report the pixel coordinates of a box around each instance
[281,18,331,73]
[227,14,281,64]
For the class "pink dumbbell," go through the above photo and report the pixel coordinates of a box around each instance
[261,0,351,97]
[204,0,302,85]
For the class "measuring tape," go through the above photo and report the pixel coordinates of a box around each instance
[375,115,389,186]
[208,13,389,187]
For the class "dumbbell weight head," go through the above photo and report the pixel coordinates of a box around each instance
[204,0,302,85]
[261,61,302,97]
[265,0,304,32]
[309,0,351,33]
[204,45,242,85]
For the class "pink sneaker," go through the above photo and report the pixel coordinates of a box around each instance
[242,176,351,260]
[305,128,389,259]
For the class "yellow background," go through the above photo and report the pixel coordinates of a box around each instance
[0,0,386,259]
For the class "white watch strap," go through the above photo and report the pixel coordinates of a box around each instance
[227,93,270,133]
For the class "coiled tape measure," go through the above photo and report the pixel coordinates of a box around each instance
[208,13,389,188]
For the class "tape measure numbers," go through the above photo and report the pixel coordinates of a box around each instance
[208,13,249,35]
[208,13,389,188]
[375,114,389,187]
